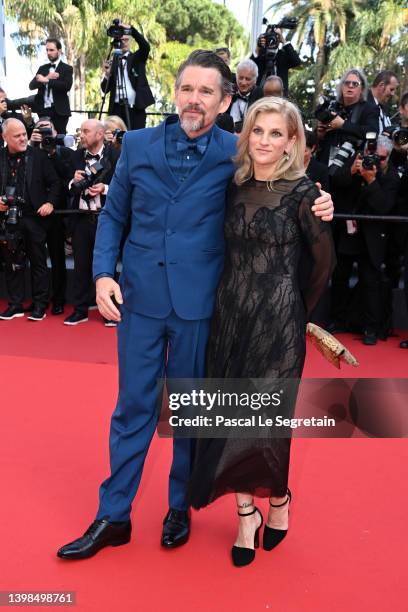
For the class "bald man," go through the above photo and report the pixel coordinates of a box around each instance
[64,119,120,325]
[0,119,61,321]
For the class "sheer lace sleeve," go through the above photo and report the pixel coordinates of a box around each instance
[298,182,336,318]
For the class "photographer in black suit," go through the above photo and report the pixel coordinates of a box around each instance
[28,38,73,134]
[250,27,300,95]
[29,117,76,315]
[316,68,380,167]
[64,119,119,326]
[0,119,61,321]
[101,24,154,130]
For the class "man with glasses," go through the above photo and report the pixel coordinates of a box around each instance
[316,68,380,167]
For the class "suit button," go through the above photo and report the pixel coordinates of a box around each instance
[166,229,172,236]
[158,262,165,267]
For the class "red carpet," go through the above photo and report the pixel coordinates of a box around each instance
[1,299,407,611]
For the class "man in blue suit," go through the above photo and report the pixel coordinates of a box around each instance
[58,50,333,559]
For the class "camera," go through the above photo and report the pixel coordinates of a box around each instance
[258,16,298,53]
[0,187,26,271]
[70,160,111,198]
[314,96,348,124]
[107,19,132,40]
[5,95,37,113]
[112,129,125,144]
[391,126,408,147]
[362,132,381,170]
[1,186,24,225]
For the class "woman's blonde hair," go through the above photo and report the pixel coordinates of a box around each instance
[104,115,128,132]
[234,97,306,187]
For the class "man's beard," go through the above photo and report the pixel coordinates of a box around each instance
[180,105,205,133]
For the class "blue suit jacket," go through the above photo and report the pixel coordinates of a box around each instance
[93,118,237,320]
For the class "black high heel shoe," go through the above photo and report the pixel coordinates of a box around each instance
[231,505,263,567]
[263,489,291,551]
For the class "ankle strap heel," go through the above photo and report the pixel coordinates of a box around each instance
[263,489,292,552]
[232,506,263,567]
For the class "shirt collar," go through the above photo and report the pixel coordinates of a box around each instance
[171,118,212,149]
[85,144,105,159]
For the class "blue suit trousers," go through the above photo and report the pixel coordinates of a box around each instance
[96,307,210,521]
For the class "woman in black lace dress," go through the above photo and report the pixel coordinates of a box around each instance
[189,98,335,566]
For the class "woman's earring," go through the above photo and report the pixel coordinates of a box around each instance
[283,151,290,161]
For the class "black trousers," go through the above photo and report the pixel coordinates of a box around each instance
[38,109,69,135]
[71,214,98,314]
[46,215,66,305]
[4,215,49,308]
[111,103,146,130]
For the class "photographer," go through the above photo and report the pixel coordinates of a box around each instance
[0,119,61,321]
[64,119,119,326]
[329,135,400,343]
[104,114,127,152]
[227,59,263,133]
[28,38,73,135]
[250,24,300,94]
[101,22,154,130]
[315,68,380,167]
[29,117,76,314]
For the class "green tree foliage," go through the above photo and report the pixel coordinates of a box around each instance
[269,0,407,118]
[6,0,247,117]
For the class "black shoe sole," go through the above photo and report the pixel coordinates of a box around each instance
[57,535,131,560]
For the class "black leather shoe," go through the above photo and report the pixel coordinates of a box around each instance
[57,519,131,560]
[161,509,190,548]
[400,340,408,349]
[52,304,65,315]
[27,306,46,321]
[362,330,377,346]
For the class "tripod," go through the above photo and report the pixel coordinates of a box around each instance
[99,40,131,129]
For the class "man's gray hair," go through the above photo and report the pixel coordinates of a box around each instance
[236,59,258,79]
[377,134,393,154]
[337,68,368,103]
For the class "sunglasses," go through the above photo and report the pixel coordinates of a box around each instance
[344,80,361,88]
[378,155,388,161]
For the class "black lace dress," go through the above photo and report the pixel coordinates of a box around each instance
[189,176,335,509]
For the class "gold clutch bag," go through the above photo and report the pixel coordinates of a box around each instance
[306,323,359,369]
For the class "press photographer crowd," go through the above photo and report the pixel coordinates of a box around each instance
[0,18,407,348]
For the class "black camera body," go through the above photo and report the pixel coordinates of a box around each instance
[0,187,26,271]
[314,96,348,124]
[362,132,381,170]
[107,19,132,41]
[70,160,111,201]
[259,16,298,53]
[1,186,25,225]
[112,129,125,145]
